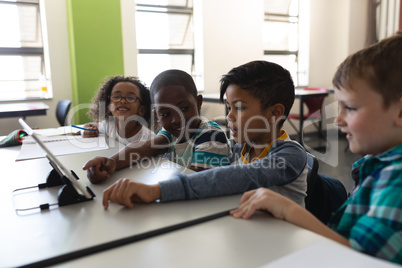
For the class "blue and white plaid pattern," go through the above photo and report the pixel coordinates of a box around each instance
[329,144,402,264]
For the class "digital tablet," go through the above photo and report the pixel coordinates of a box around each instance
[19,118,92,199]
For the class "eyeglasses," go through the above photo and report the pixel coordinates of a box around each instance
[110,95,142,103]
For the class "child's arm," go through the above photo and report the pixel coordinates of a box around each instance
[190,126,231,171]
[230,188,350,247]
[102,178,161,209]
[83,135,169,183]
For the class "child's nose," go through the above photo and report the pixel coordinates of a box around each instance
[226,109,235,122]
[171,112,181,124]
[334,114,345,127]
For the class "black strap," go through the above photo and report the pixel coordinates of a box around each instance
[18,209,233,268]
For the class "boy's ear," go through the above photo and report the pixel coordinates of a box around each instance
[396,97,402,127]
[196,95,203,111]
[270,103,285,123]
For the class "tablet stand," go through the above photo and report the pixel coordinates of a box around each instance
[58,182,95,207]
[13,163,95,211]
[57,170,95,207]
[38,168,67,188]
[40,161,95,206]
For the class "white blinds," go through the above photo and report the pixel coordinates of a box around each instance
[0,0,47,101]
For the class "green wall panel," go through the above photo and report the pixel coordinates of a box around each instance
[66,0,124,124]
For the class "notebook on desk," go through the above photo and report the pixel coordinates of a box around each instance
[16,126,109,161]
[18,118,93,199]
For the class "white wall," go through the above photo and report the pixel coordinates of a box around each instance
[0,0,371,136]
[290,0,369,136]
[195,0,264,121]
[195,0,264,93]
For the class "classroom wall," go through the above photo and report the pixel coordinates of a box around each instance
[0,0,373,135]
[299,0,369,136]
[195,0,264,122]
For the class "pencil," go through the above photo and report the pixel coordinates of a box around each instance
[71,125,102,134]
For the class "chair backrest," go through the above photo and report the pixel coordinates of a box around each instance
[303,88,326,115]
[56,100,72,126]
[304,97,325,114]
[305,152,319,207]
[306,173,347,224]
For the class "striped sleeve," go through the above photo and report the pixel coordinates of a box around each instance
[157,129,173,143]
[192,128,231,169]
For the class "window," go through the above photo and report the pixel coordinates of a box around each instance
[375,0,401,40]
[263,0,308,86]
[135,0,194,87]
[0,0,49,101]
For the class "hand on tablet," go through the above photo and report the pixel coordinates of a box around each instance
[83,157,116,184]
[102,178,161,209]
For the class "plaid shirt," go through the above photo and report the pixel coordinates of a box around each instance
[328,144,402,264]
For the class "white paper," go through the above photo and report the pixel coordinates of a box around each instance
[260,240,399,268]
[16,135,109,161]
[32,126,81,136]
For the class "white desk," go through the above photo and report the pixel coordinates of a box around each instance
[0,102,49,119]
[0,144,394,267]
[0,146,240,267]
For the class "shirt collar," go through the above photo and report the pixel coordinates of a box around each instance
[240,130,289,164]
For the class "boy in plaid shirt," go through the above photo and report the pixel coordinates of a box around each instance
[231,32,402,264]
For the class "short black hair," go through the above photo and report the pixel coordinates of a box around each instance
[150,69,198,103]
[220,60,295,125]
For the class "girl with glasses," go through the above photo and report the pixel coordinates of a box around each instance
[83,75,155,145]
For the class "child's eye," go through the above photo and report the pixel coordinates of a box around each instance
[180,106,189,112]
[345,105,356,111]
[160,112,169,118]
[235,106,244,111]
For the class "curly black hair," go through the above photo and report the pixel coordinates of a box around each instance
[87,75,151,124]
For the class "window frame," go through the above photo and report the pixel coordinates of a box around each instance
[135,2,195,85]
[0,0,47,102]
[263,0,304,86]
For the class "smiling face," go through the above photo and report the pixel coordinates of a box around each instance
[109,82,145,121]
[153,85,202,142]
[334,78,402,155]
[225,84,282,147]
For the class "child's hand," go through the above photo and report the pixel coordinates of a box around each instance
[102,178,161,209]
[82,157,116,184]
[82,123,99,138]
[230,188,295,220]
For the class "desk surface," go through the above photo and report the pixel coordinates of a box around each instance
[0,142,393,267]
[0,102,49,118]
[1,146,241,267]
